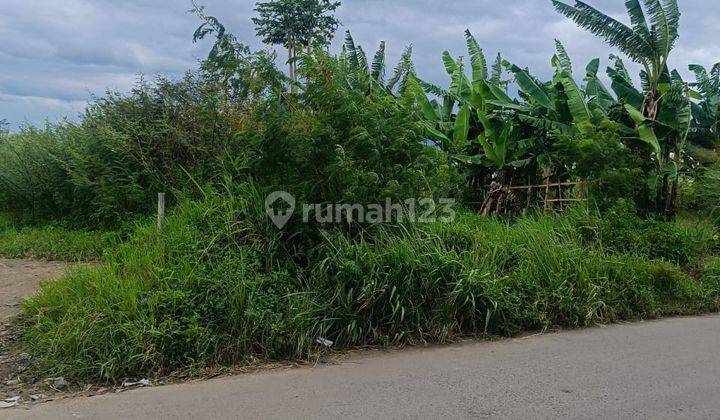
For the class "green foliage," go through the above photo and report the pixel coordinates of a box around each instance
[251,0,341,85]
[0,75,246,228]
[5,0,720,388]
[340,32,416,95]
[244,51,459,210]
[252,0,340,50]
[692,163,720,222]
[192,3,287,99]
[687,143,720,165]
[552,0,680,104]
[0,48,456,230]
[3,2,717,224]
[573,202,715,267]
[0,224,113,261]
[19,194,719,382]
[699,256,720,299]
[551,0,697,218]
[689,62,720,147]
[553,121,648,209]
[21,183,297,380]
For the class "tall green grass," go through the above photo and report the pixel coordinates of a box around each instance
[692,164,720,225]
[0,215,114,261]
[18,185,720,383]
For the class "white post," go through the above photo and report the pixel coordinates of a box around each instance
[157,192,165,233]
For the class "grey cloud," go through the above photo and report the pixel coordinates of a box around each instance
[1,0,718,129]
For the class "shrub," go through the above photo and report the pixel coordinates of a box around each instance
[692,163,720,223]
[552,122,649,211]
[19,189,719,382]
[238,52,459,209]
[0,74,246,228]
[0,127,70,224]
[572,202,715,267]
[21,183,312,380]
[0,57,458,231]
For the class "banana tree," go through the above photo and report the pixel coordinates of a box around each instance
[340,31,416,96]
[618,64,692,217]
[406,31,544,213]
[658,74,692,216]
[406,30,526,154]
[503,40,610,138]
[688,63,720,147]
[553,0,681,122]
[412,34,621,204]
[584,58,616,113]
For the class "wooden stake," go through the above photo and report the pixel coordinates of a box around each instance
[558,183,564,211]
[157,192,165,233]
[544,179,550,212]
[524,185,532,216]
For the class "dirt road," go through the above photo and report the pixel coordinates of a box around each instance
[0,259,66,323]
[6,315,720,419]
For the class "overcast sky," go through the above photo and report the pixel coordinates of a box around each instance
[1,0,718,129]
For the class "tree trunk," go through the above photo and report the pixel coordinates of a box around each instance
[665,147,683,221]
[657,174,669,216]
[666,177,679,221]
[480,173,515,216]
[288,46,297,93]
[642,90,660,121]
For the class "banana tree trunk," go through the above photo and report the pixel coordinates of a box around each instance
[666,178,679,221]
[656,174,669,216]
[480,172,515,216]
[642,90,660,121]
[665,146,683,221]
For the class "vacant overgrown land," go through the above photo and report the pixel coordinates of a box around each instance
[1,0,719,384]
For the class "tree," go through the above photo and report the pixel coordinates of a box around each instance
[253,0,341,90]
[552,0,690,218]
[407,31,548,214]
[191,2,287,100]
[340,31,416,95]
[689,63,720,147]
[552,0,680,122]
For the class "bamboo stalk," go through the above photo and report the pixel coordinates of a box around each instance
[544,198,587,203]
[504,181,586,191]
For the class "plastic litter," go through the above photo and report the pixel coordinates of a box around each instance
[316,337,334,347]
[0,396,20,409]
[122,379,151,388]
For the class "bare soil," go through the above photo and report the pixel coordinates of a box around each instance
[0,259,66,323]
[1,259,67,409]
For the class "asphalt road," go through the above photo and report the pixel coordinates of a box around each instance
[8,315,720,419]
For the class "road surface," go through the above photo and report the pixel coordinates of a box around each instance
[7,315,720,419]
